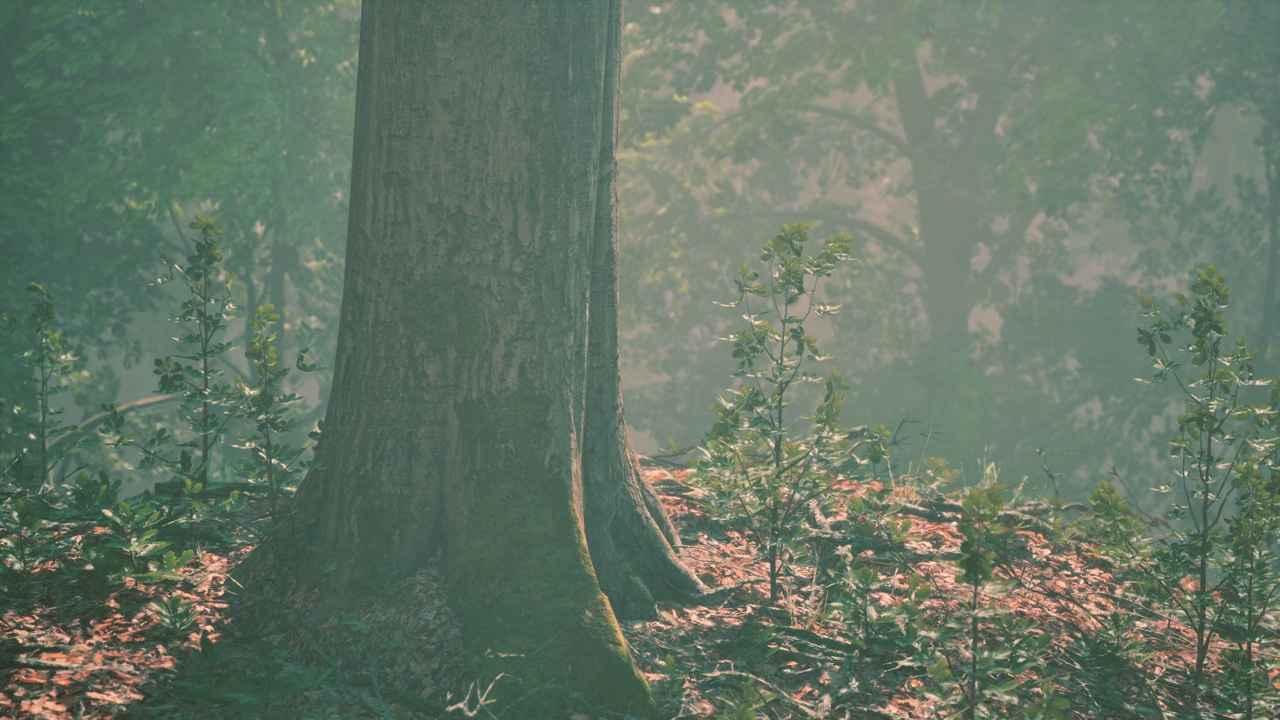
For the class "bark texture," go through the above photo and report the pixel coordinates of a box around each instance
[255,1,698,715]
[580,0,708,621]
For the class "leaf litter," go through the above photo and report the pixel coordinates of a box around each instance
[2,465,1276,718]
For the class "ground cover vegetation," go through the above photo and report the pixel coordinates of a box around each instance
[3,1,1280,718]
[2,218,1276,718]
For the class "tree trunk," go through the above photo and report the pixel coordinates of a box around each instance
[1258,114,1280,373]
[581,0,707,622]
[241,1,691,715]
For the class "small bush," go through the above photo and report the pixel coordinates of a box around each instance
[694,222,886,604]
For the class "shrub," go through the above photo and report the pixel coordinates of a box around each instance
[1128,265,1280,715]
[694,222,886,604]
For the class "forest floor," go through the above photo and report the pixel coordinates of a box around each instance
[1,466,1276,719]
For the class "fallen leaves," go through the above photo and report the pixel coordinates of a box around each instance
[2,465,1274,718]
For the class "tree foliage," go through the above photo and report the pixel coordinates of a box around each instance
[617,0,1278,501]
[0,1,357,410]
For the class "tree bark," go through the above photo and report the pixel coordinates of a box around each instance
[581,0,707,622]
[238,2,691,715]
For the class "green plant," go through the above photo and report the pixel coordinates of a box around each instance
[826,559,934,700]
[0,498,54,576]
[154,214,240,487]
[2,282,80,492]
[655,651,689,699]
[93,498,171,580]
[234,302,316,515]
[1085,479,1150,574]
[1066,611,1159,716]
[150,592,201,636]
[1216,392,1280,719]
[922,483,1061,719]
[61,471,122,520]
[1135,265,1280,714]
[715,678,774,720]
[139,548,196,584]
[695,222,883,604]
[1213,458,1280,712]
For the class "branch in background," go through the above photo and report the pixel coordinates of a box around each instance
[890,49,934,168]
[48,394,179,458]
[803,104,908,154]
[841,216,924,270]
[163,205,194,256]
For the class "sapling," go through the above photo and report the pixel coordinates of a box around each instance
[154,214,239,488]
[2,283,77,491]
[234,302,317,516]
[1217,410,1280,719]
[923,482,1063,719]
[1134,265,1280,715]
[695,222,884,604]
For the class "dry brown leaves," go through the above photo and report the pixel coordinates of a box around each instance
[1,547,244,719]
[2,467,1276,719]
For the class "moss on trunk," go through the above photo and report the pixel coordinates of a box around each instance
[457,386,656,717]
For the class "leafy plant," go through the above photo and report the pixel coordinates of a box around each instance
[139,548,196,584]
[1066,611,1158,716]
[93,498,171,580]
[715,678,774,720]
[827,558,933,696]
[0,498,54,576]
[1085,479,1150,574]
[1,282,81,491]
[150,592,201,636]
[922,483,1061,719]
[61,471,122,520]
[695,222,884,603]
[154,214,240,487]
[234,302,317,515]
[655,651,689,699]
[1135,265,1280,714]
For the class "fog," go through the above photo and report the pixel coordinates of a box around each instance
[3,0,1278,512]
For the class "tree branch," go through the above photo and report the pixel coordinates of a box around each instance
[842,216,925,269]
[728,209,923,270]
[49,394,180,457]
[803,104,908,154]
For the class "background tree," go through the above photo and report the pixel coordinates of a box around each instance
[0,1,357,446]
[244,1,699,715]
[615,0,1275,504]
[1179,2,1280,373]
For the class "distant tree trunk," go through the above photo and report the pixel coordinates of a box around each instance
[241,1,702,715]
[1258,116,1280,371]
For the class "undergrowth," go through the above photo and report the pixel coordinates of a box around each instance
[3,220,1279,719]
[683,244,1280,719]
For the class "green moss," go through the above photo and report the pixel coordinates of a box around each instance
[457,385,658,718]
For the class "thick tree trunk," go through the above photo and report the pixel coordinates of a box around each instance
[581,0,707,622]
[243,2,685,715]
